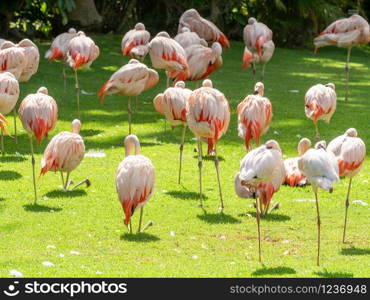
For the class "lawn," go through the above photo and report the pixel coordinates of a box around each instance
[0,35,369,278]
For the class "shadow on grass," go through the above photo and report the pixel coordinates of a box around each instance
[120,232,160,242]
[197,211,241,224]
[80,129,104,137]
[252,266,297,276]
[0,170,22,181]
[45,189,87,198]
[192,155,225,162]
[0,197,5,202]
[23,204,63,213]
[248,211,291,222]
[0,155,27,163]
[167,190,207,200]
[341,247,370,256]
[314,270,353,278]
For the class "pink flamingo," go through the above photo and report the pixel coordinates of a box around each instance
[40,119,90,192]
[298,141,339,266]
[17,39,39,83]
[18,87,58,204]
[0,72,19,148]
[0,41,26,80]
[314,14,370,101]
[153,81,192,183]
[327,128,366,243]
[235,140,285,262]
[121,23,150,61]
[174,27,207,50]
[186,79,230,211]
[116,134,155,233]
[45,28,77,98]
[237,82,272,151]
[178,9,229,48]
[66,31,100,118]
[171,42,222,83]
[98,59,159,134]
[148,31,188,88]
[305,83,336,139]
[242,17,275,81]
[284,138,312,187]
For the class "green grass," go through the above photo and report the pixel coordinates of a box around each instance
[0,35,369,278]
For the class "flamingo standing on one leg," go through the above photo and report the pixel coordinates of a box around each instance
[116,134,155,233]
[40,119,90,191]
[98,59,158,134]
[45,28,77,100]
[121,23,150,62]
[242,17,275,81]
[284,138,312,187]
[66,31,100,118]
[0,72,19,151]
[178,9,229,48]
[305,83,336,140]
[0,41,26,79]
[148,31,189,88]
[298,141,339,266]
[327,128,366,243]
[171,42,223,83]
[314,14,370,101]
[186,79,230,211]
[234,140,285,262]
[174,27,208,50]
[153,81,192,183]
[18,87,58,204]
[237,82,272,151]
[17,39,39,83]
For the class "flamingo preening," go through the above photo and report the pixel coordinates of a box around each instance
[298,141,339,266]
[121,23,150,61]
[237,82,272,151]
[327,128,366,243]
[235,140,285,262]
[18,87,58,204]
[174,27,208,50]
[116,134,155,233]
[305,83,336,140]
[98,59,159,134]
[314,14,370,101]
[243,17,275,81]
[186,79,230,212]
[40,119,90,192]
[153,81,192,183]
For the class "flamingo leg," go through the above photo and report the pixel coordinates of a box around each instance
[345,47,351,102]
[213,145,224,212]
[251,62,256,83]
[342,177,352,243]
[255,196,262,263]
[178,125,187,184]
[129,219,132,234]
[63,64,67,102]
[260,63,266,82]
[314,122,320,141]
[74,69,80,118]
[197,137,203,208]
[63,172,71,191]
[135,95,138,110]
[138,207,143,233]
[128,96,132,134]
[29,136,37,204]
[13,108,17,145]
[314,191,321,266]
[72,178,91,190]
[60,172,65,187]
[1,130,4,156]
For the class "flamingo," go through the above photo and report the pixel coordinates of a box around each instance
[235,140,285,262]
[0,113,10,155]
[237,82,272,151]
[284,138,312,187]
[242,17,275,81]
[298,141,339,266]
[98,59,158,134]
[327,128,366,243]
[305,83,336,140]
[171,42,222,83]
[121,23,150,61]
[186,79,230,211]
[45,28,77,99]
[0,41,26,80]
[174,27,208,50]
[18,87,58,204]
[153,81,192,183]
[116,134,155,233]
[314,14,370,101]
[17,39,39,83]
[66,31,100,118]
[178,9,229,48]
[148,31,188,88]
[0,72,19,151]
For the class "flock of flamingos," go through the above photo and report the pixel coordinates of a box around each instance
[0,9,369,267]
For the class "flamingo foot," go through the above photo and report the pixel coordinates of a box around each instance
[72,178,91,190]
[140,220,154,233]
[268,202,280,214]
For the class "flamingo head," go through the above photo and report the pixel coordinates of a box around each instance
[265,140,281,152]
[212,42,222,57]
[156,31,170,38]
[315,140,327,150]
[202,79,213,88]
[72,119,81,134]
[37,87,48,95]
[175,81,185,89]
[345,128,357,137]
[181,27,190,33]
[298,138,311,156]
[248,17,257,24]
[128,58,140,64]
[135,23,145,30]
[325,83,335,90]
[68,28,77,34]
[124,134,141,156]
[254,82,264,96]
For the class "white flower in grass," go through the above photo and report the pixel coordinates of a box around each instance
[59,253,64,258]
[9,269,23,277]
[170,231,175,238]
[42,261,55,267]
[230,262,235,265]
[192,255,198,259]
[201,244,208,249]
[96,271,103,275]
[46,245,56,249]
[352,200,367,206]
[70,250,80,255]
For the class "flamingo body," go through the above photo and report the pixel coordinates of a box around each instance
[174,27,207,49]
[0,41,26,79]
[17,39,39,82]
[121,23,150,60]
[67,31,100,69]
[45,28,77,61]
[0,72,19,115]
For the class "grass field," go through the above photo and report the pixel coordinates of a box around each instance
[0,35,369,278]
